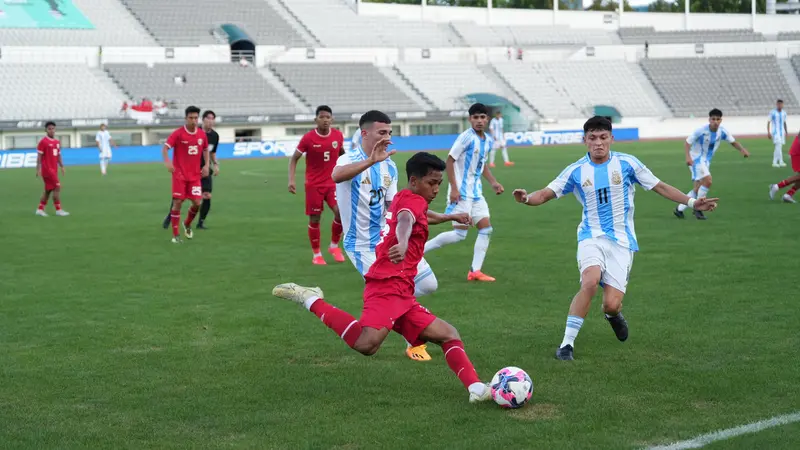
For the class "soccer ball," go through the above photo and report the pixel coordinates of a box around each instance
[490,366,533,408]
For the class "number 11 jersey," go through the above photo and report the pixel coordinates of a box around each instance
[335,146,399,254]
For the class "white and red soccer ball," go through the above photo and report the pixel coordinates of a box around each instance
[490,366,533,408]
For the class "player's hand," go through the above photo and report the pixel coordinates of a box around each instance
[449,213,471,226]
[35,169,40,178]
[742,149,750,158]
[213,164,220,176]
[492,182,504,195]
[60,167,65,176]
[449,190,460,204]
[369,137,396,163]
[693,197,719,212]
[513,189,529,204]
[685,157,694,167]
[288,182,296,194]
[201,166,210,178]
[388,242,407,264]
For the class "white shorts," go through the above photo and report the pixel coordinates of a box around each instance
[445,196,490,224]
[577,236,634,293]
[773,135,785,146]
[690,160,710,181]
[345,250,434,284]
[100,152,112,160]
[492,139,506,149]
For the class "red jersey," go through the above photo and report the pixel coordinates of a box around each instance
[790,134,800,156]
[37,136,61,176]
[166,126,208,180]
[297,128,343,187]
[366,189,429,281]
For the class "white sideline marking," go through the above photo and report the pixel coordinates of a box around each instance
[645,411,800,450]
[239,170,267,177]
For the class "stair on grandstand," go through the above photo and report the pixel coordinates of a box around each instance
[780,57,800,108]
[376,66,435,112]
[258,68,313,113]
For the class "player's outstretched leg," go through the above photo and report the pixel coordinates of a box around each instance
[556,266,601,361]
[417,317,490,403]
[271,283,389,355]
[403,262,438,362]
[424,228,467,253]
[468,225,494,282]
[602,286,628,342]
[502,145,514,166]
[770,175,800,203]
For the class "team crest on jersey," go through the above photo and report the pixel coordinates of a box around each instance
[198,139,203,146]
[611,171,622,185]
[582,179,593,188]
[383,174,391,188]
[332,141,339,149]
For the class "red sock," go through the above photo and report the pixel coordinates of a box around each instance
[308,222,321,254]
[331,219,343,246]
[38,200,46,211]
[184,205,199,227]
[788,187,797,197]
[778,179,793,188]
[309,299,362,348]
[170,209,181,237]
[54,201,62,211]
[442,339,481,390]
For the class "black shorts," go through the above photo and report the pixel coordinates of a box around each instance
[201,175,213,193]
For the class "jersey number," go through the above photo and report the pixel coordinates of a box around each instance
[323,151,330,161]
[596,188,610,205]
[188,145,199,155]
[52,149,58,156]
[369,188,385,206]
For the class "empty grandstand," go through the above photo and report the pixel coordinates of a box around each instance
[640,56,798,117]
[452,23,617,47]
[105,63,299,116]
[618,27,765,44]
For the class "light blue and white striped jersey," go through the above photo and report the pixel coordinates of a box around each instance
[351,128,362,149]
[489,117,504,140]
[95,130,112,152]
[546,151,661,252]
[686,125,736,164]
[769,109,787,139]
[335,146,399,253]
[448,128,493,201]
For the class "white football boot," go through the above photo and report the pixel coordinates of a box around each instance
[468,383,492,403]
[272,283,324,306]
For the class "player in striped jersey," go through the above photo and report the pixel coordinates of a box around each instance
[768,99,788,168]
[334,110,470,362]
[674,109,749,220]
[512,116,718,360]
[488,110,513,167]
[425,103,504,282]
[351,127,361,150]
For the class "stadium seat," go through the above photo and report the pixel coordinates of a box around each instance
[618,27,765,45]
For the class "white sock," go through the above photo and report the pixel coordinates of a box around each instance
[501,147,510,163]
[677,189,696,212]
[489,148,496,165]
[471,227,492,272]
[560,315,584,348]
[468,382,487,396]
[424,229,467,253]
[774,145,782,164]
[303,295,320,311]
[697,185,709,199]
[100,159,107,174]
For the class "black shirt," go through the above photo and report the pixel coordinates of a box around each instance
[201,128,220,169]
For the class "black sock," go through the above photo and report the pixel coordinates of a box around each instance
[199,198,211,222]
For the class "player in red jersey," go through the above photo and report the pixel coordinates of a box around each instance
[272,151,491,403]
[162,106,210,243]
[769,131,800,203]
[288,105,346,265]
[35,121,69,217]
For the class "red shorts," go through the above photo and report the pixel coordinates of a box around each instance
[360,277,437,347]
[172,177,202,200]
[792,154,800,173]
[305,185,337,216]
[42,174,60,191]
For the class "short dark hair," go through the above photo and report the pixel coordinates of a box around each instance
[406,152,446,181]
[583,116,612,134]
[777,99,784,103]
[185,105,201,117]
[359,110,391,129]
[316,105,332,116]
[202,110,216,119]
[709,108,723,118]
[468,103,489,116]
[45,121,56,128]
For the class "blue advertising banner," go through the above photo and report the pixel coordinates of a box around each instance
[0,128,639,169]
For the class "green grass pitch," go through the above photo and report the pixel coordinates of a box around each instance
[1,139,799,449]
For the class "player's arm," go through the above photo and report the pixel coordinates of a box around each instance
[651,181,717,211]
[161,143,174,173]
[35,151,42,177]
[730,141,749,157]
[96,134,102,152]
[332,158,373,183]
[513,187,557,206]
[287,150,303,193]
[481,163,504,194]
[427,210,471,226]
[767,118,772,139]
[445,156,459,203]
[57,150,65,175]
[683,141,693,166]
[201,143,210,177]
[388,210,414,264]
